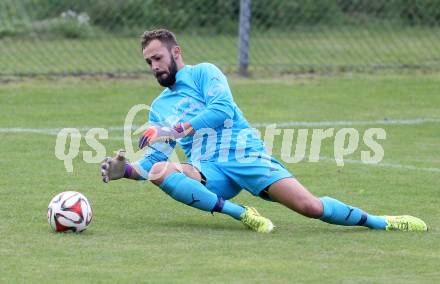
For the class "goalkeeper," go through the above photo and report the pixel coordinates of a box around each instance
[101,29,427,233]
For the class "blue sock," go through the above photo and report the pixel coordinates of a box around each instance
[319,196,387,229]
[160,172,245,219]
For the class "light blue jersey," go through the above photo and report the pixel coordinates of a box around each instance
[137,63,264,167]
[136,63,291,198]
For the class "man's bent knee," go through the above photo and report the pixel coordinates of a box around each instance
[302,198,324,218]
[148,162,182,186]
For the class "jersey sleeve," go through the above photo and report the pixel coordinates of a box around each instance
[133,109,176,179]
[189,63,235,130]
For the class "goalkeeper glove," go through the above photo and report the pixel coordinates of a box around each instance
[101,149,130,183]
[138,122,192,149]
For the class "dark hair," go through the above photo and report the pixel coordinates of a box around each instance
[141,29,178,51]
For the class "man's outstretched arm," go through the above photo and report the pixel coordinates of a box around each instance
[101,140,174,182]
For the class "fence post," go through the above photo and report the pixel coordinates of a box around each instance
[238,0,251,77]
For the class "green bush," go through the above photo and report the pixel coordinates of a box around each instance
[338,0,440,26]
[1,0,440,39]
[252,0,344,30]
[29,17,98,39]
[14,0,239,34]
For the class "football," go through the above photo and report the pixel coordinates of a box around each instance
[47,191,93,233]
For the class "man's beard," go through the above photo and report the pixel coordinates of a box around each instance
[156,58,178,87]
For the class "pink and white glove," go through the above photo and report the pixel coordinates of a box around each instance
[138,122,191,149]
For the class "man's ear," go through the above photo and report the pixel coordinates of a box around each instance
[172,46,181,60]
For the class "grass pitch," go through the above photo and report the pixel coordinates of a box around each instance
[0,72,439,283]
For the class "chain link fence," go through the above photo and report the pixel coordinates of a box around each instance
[1,0,440,77]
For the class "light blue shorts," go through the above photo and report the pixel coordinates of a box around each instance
[190,156,292,201]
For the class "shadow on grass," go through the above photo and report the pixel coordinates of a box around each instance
[148,218,393,235]
[150,219,249,233]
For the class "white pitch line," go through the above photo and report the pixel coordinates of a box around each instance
[1,118,440,135]
[319,156,440,173]
[251,118,440,128]
[0,127,60,135]
[0,127,89,134]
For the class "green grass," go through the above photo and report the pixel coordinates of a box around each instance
[1,26,440,76]
[1,72,440,283]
